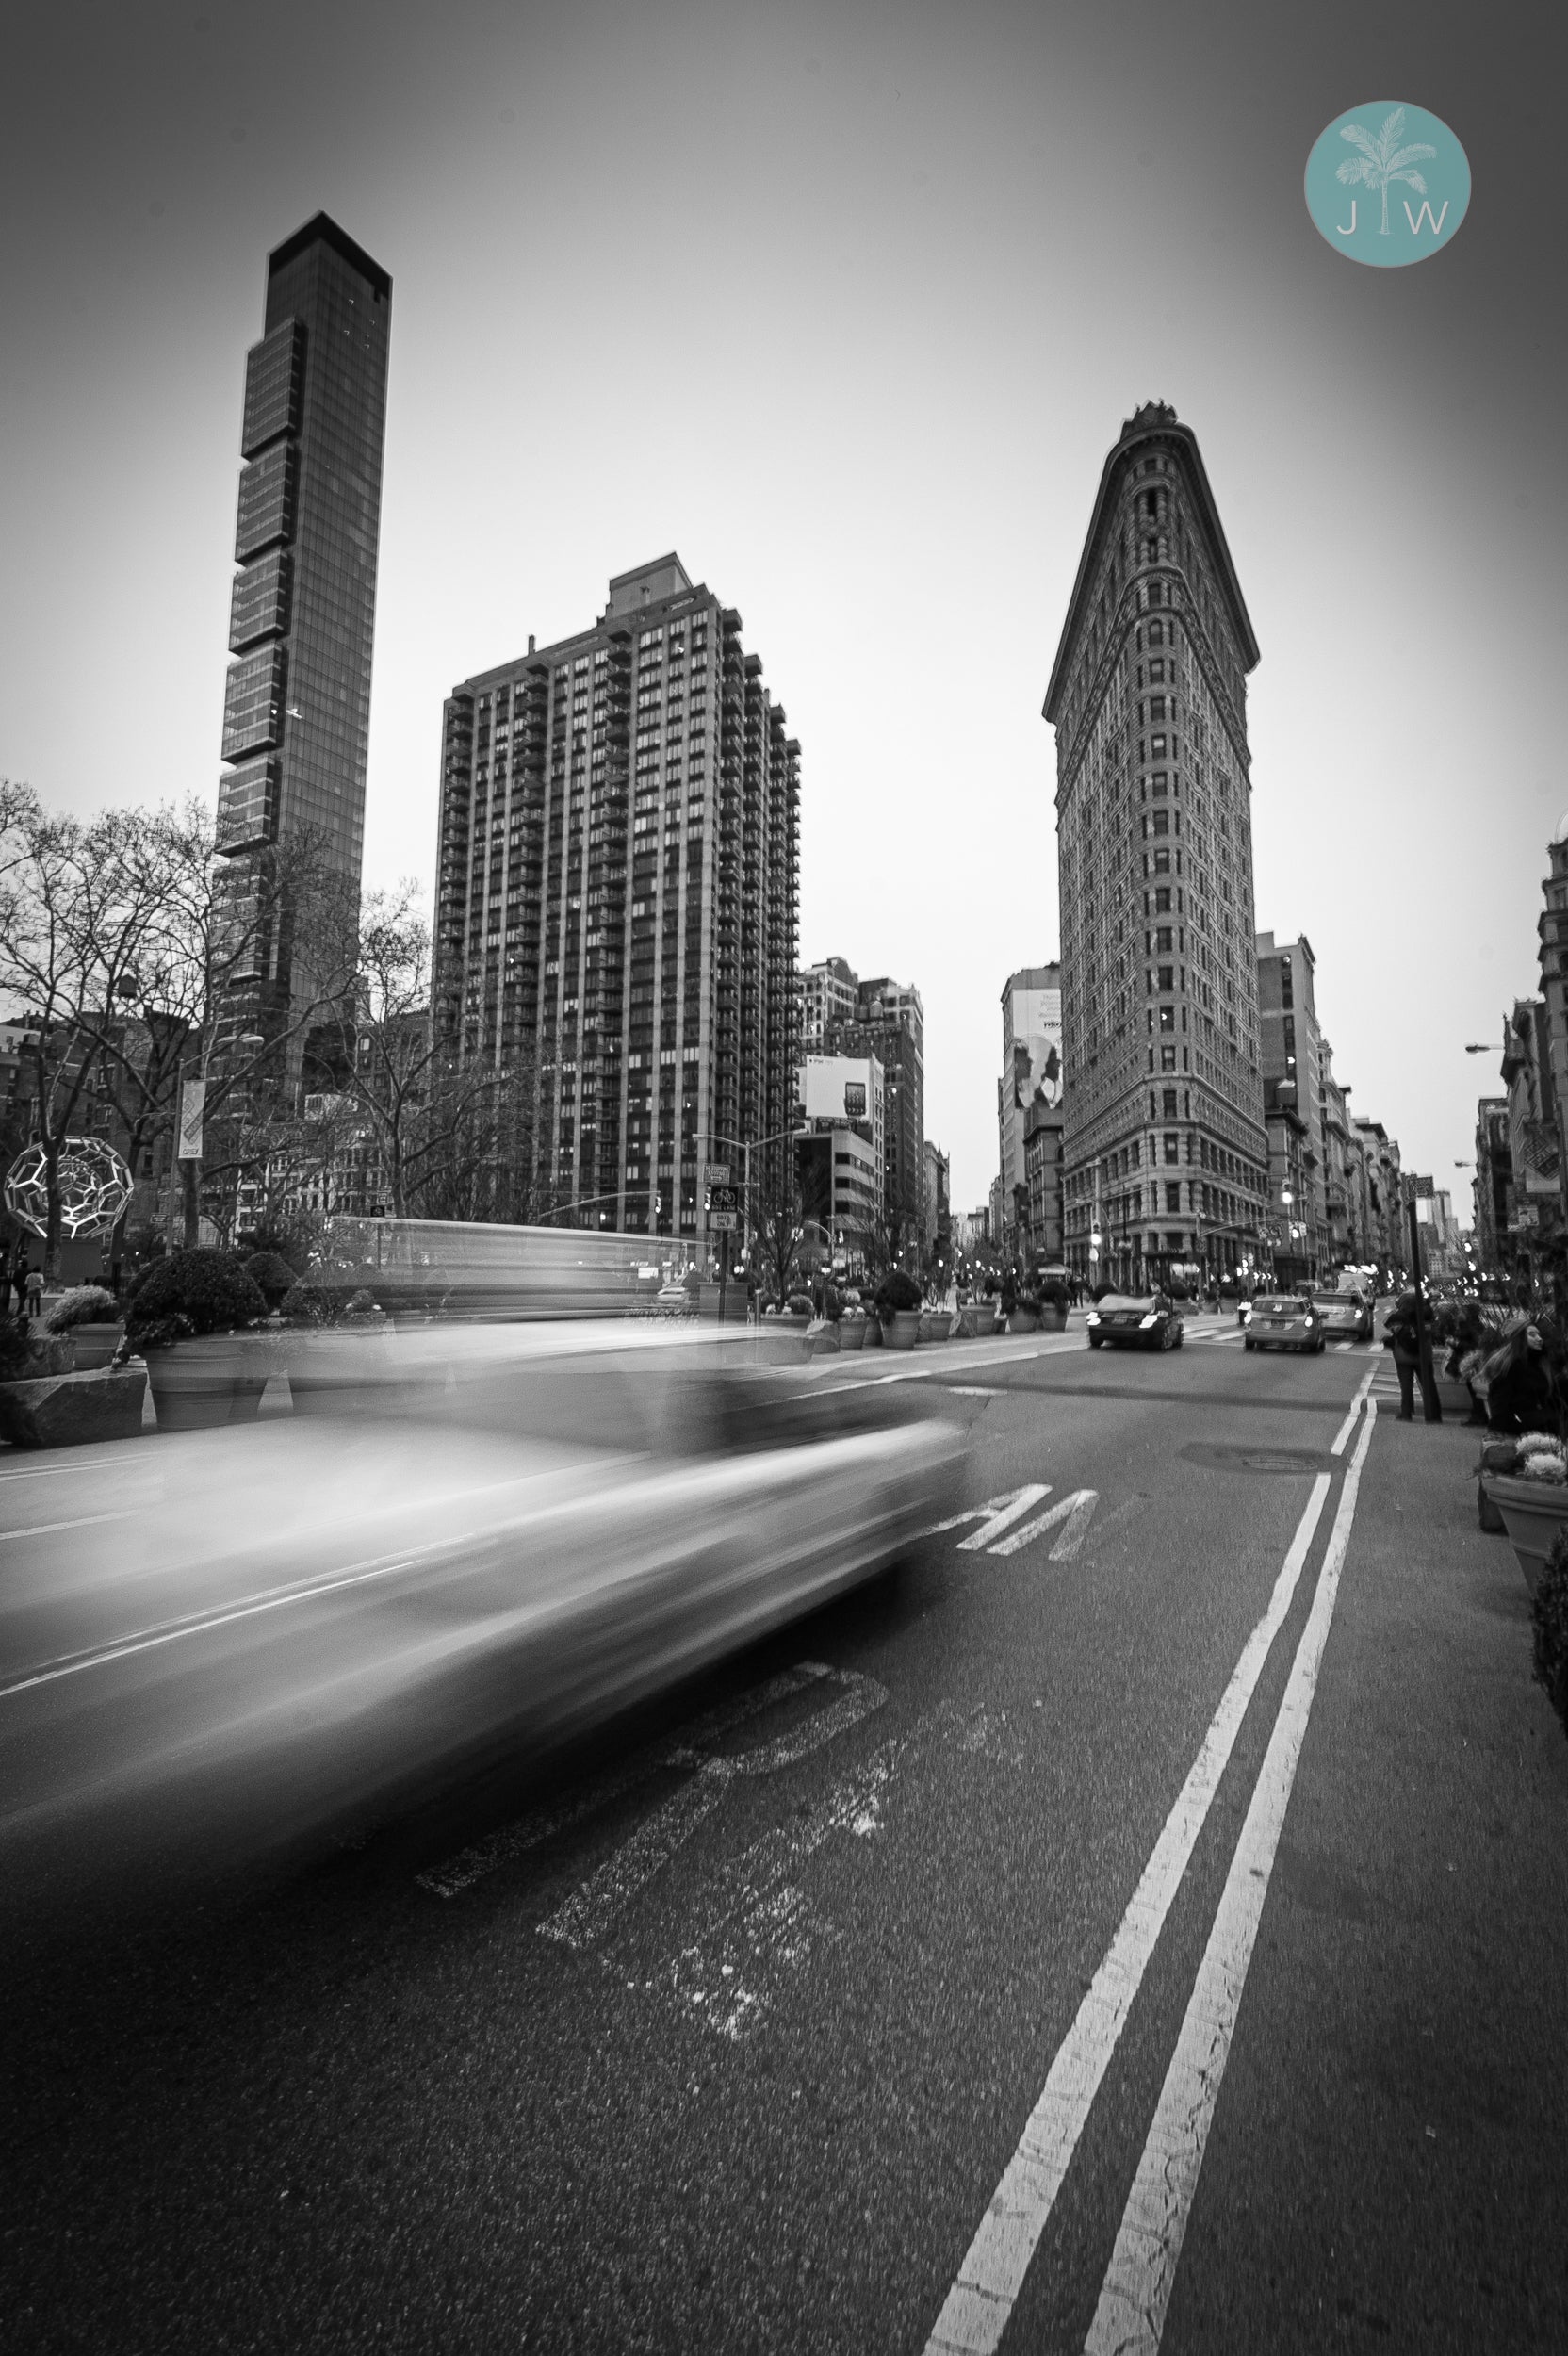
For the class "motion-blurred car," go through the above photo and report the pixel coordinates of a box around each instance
[0,1327,964,1907]
[1312,1289,1374,1343]
[1243,1294,1326,1353]
[1085,1292,1184,1350]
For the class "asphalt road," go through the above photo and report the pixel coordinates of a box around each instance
[4,1315,1565,2354]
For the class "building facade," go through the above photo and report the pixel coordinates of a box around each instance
[216,213,392,1030]
[1537,821,1568,1228]
[1500,997,1562,1281]
[1044,402,1267,1288]
[432,556,800,1239]
[1473,1097,1511,1273]
[797,1053,884,1265]
[997,965,1062,1258]
[794,957,924,1252]
[1256,932,1326,1275]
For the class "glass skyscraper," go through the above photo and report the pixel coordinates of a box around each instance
[217,212,392,1027]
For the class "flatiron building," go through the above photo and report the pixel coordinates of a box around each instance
[1044,402,1268,1287]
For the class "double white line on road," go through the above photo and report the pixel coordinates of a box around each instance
[925,1359,1380,2356]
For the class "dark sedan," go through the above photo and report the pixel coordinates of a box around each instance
[1085,1291,1184,1350]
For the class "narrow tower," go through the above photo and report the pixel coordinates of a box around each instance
[216,213,392,1031]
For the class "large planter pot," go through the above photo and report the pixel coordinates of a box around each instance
[806,1318,841,1356]
[918,1308,953,1345]
[1483,1472,1568,1594]
[860,1317,883,1349]
[66,1319,123,1370]
[838,1317,867,1352]
[1434,1373,1478,1423]
[1037,1303,1070,1333]
[1005,1307,1040,1335]
[0,1365,147,1449]
[283,1326,400,1417]
[141,1334,268,1432]
[956,1303,998,1340]
[881,1310,921,1351]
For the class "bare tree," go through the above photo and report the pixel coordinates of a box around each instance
[0,783,168,1276]
[311,885,540,1225]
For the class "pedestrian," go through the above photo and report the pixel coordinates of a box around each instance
[1477,1318,1559,1437]
[1383,1288,1435,1421]
[23,1263,45,1326]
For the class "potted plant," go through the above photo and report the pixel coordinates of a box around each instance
[38,1283,122,1367]
[124,1250,270,1432]
[278,1274,396,1415]
[1481,1430,1568,1594]
[956,1292,998,1340]
[918,1297,956,1344]
[874,1268,923,1350]
[1037,1274,1072,1333]
[839,1302,867,1352]
[242,1250,302,1314]
[1001,1275,1040,1335]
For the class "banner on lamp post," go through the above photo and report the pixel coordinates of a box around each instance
[177,1079,205,1161]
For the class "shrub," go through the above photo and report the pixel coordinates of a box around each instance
[875,1269,922,1316]
[242,1251,299,1309]
[124,1250,267,1349]
[1037,1277,1072,1310]
[39,1284,119,1335]
[279,1277,353,1327]
[0,1317,37,1382]
[786,1291,813,1317]
[1533,1525,1568,1736]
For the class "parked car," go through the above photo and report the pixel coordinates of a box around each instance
[1085,1292,1184,1350]
[1243,1294,1326,1353]
[1312,1289,1374,1343]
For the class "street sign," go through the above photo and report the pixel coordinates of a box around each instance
[709,1184,740,1215]
[704,1162,730,1186]
[710,1211,738,1232]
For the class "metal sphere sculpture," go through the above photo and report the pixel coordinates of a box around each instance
[4,1136,134,1242]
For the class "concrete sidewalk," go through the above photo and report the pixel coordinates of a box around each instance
[1167,1405,1568,2351]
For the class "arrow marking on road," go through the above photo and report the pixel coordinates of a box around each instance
[923,1486,1050,1549]
[988,1490,1099,1560]
[537,1667,888,1950]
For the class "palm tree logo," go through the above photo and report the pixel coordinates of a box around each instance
[1335,106,1437,235]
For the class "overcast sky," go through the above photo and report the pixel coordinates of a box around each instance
[3,0,1561,1219]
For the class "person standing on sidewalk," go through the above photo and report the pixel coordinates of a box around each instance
[23,1263,44,1326]
[1383,1290,1423,1421]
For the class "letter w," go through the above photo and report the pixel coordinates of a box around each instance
[1402,199,1450,236]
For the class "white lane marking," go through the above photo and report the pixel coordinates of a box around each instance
[1329,1360,1378,1457]
[1185,1329,1245,1346]
[1079,1493,1152,1555]
[537,1668,887,1949]
[416,1662,835,1897]
[1084,1403,1377,2356]
[923,1469,1334,2356]
[948,1386,1002,1398]
[0,1512,133,1544]
[989,1491,1099,1561]
[923,1487,1051,1549]
[0,1452,147,1484]
[670,1696,1008,2041]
